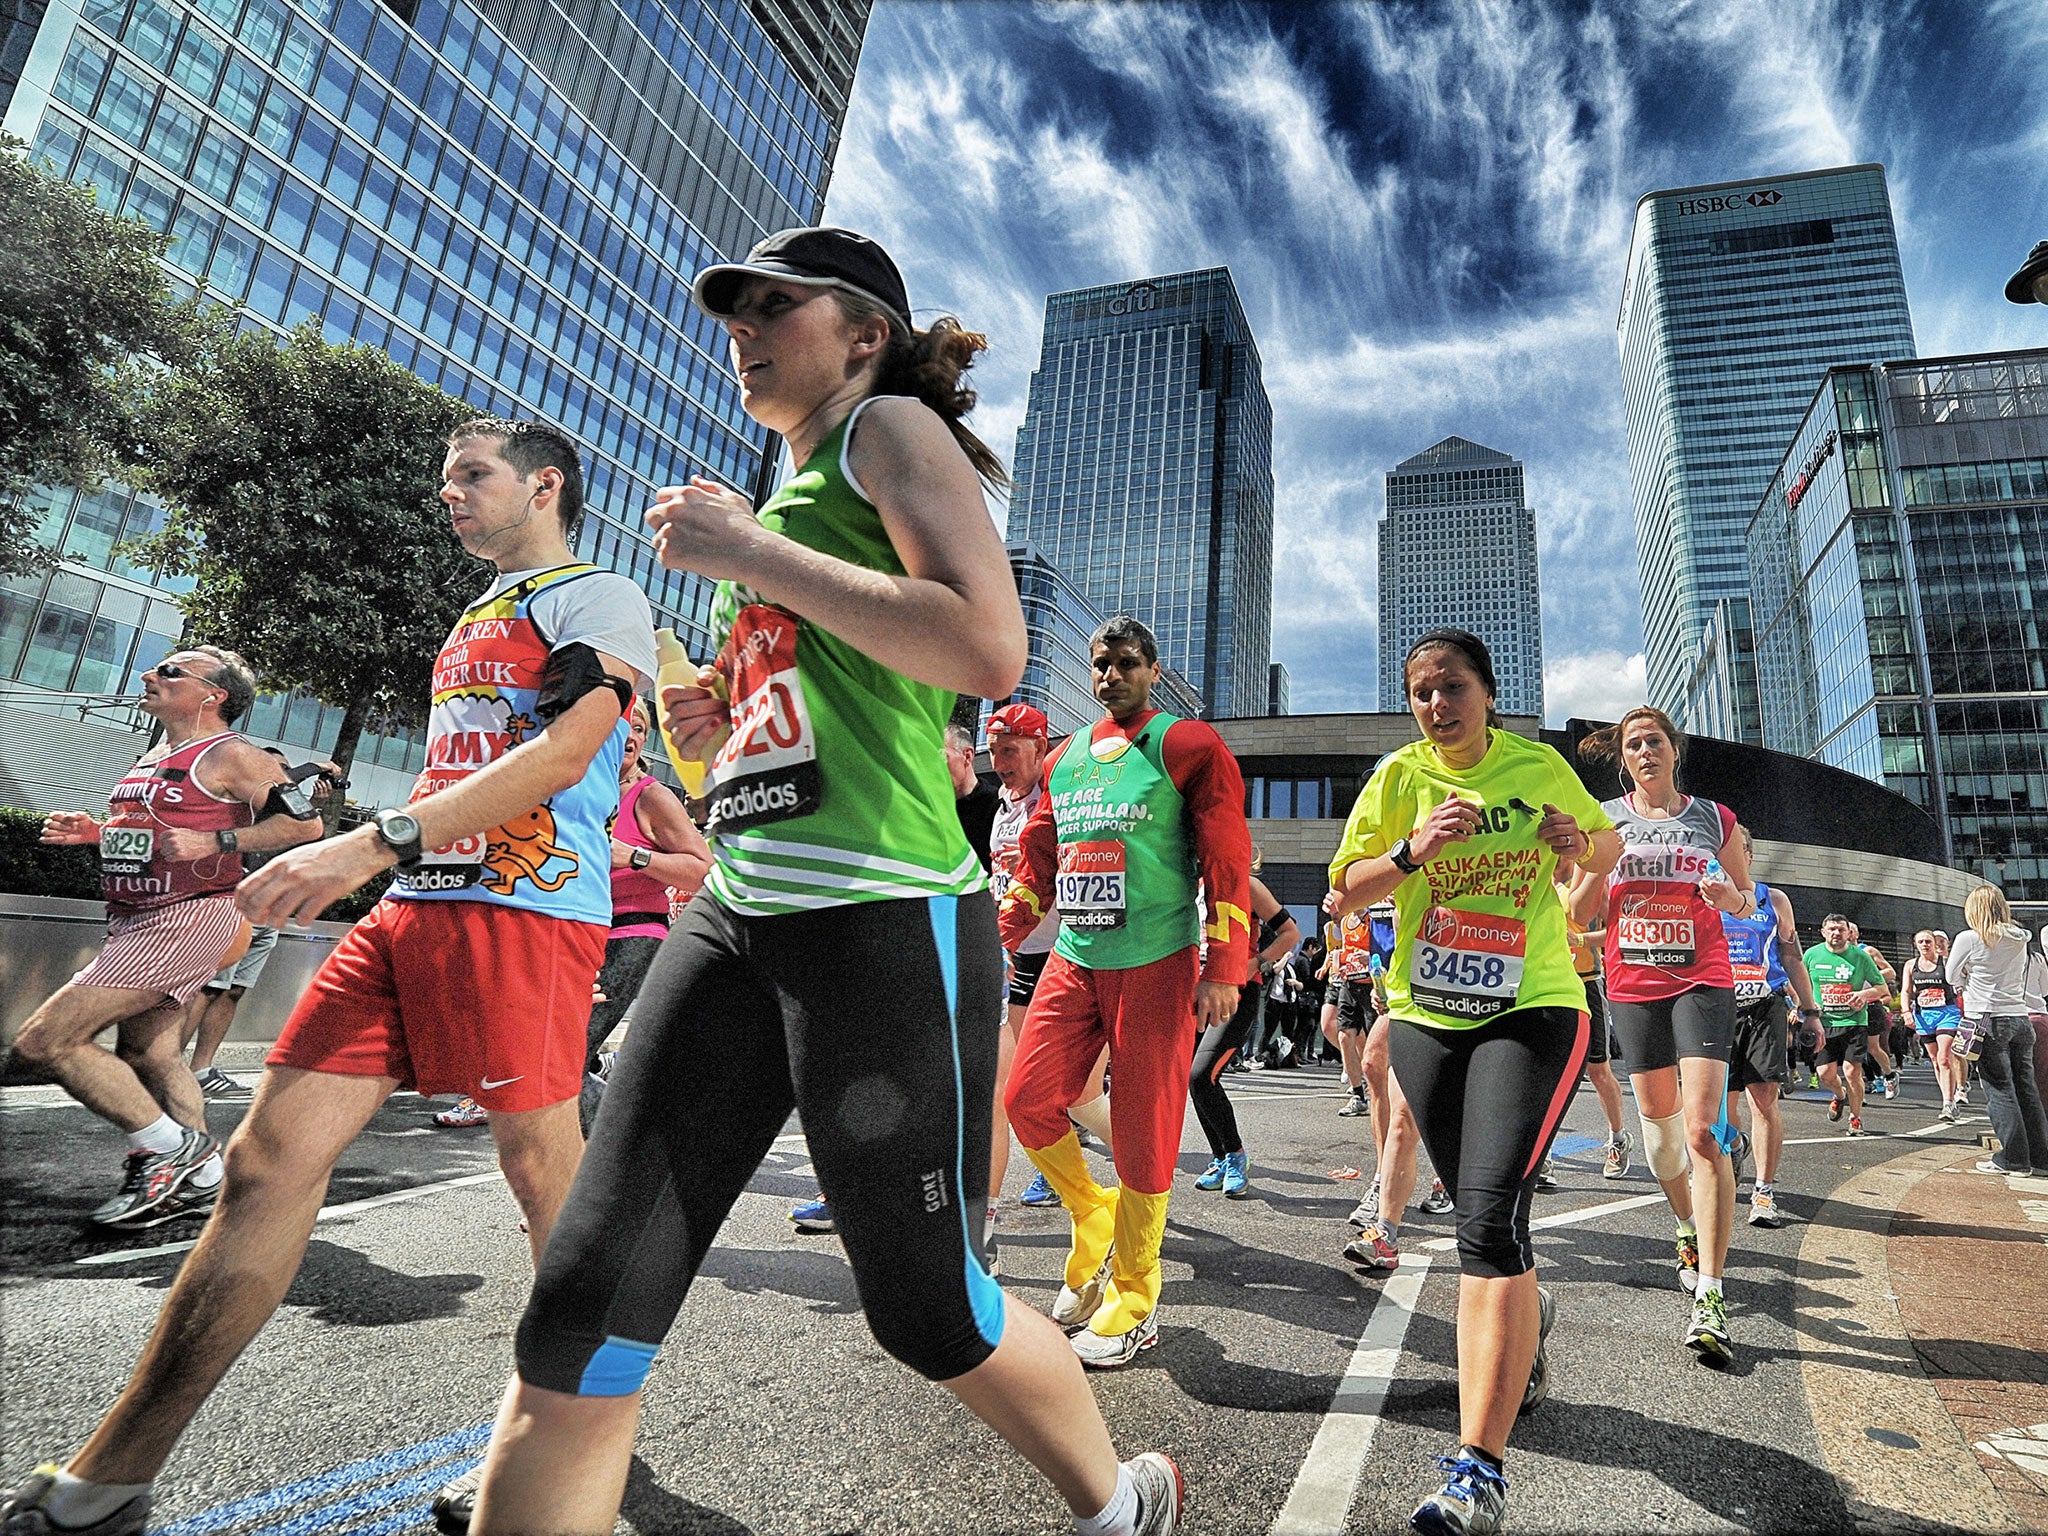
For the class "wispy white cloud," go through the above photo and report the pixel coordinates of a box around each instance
[1546,649,1649,728]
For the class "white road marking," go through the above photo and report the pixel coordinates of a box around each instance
[1782,1116,1983,1146]
[1271,1254,1434,1536]
[1417,1191,1667,1252]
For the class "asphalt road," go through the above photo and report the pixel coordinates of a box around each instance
[1,1052,1989,1534]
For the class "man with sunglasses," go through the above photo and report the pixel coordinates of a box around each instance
[18,645,323,1229]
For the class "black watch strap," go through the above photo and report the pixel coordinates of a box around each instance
[373,809,424,868]
[630,846,653,870]
[1389,838,1420,874]
[215,828,239,854]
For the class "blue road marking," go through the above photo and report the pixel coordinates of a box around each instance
[153,1423,488,1535]
[1549,1133,1604,1158]
[237,1461,476,1536]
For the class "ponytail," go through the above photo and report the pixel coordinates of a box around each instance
[1578,704,1684,768]
[831,291,1009,491]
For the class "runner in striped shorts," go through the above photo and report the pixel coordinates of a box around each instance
[12,646,323,1228]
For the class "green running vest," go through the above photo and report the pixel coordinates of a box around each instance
[1046,714,1199,971]
[701,399,982,916]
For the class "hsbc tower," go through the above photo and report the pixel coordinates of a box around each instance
[1616,165,1916,741]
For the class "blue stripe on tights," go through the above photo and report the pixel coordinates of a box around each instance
[930,893,1005,1350]
[577,1334,660,1396]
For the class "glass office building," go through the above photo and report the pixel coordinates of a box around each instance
[1267,661,1288,717]
[0,0,869,809]
[1375,435,1543,717]
[1748,350,2048,900]
[1617,164,1915,742]
[1008,268,1274,721]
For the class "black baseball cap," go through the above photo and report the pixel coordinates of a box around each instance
[692,227,911,330]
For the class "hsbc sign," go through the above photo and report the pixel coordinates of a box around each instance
[1674,188,1784,215]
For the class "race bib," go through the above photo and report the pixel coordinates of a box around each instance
[706,605,821,833]
[1335,915,1374,980]
[1820,980,1858,1017]
[1056,841,1126,930]
[1917,987,1947,1009]
[1616,897,1696,968]
[99,824,154,876]
[1732,961,1772,1004]
[396,831,487,894]
[1410,906,1526,1022]
[990,845,1023,899]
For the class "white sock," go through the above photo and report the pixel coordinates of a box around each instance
[1074,1464,1137,1536]
[187,1153,225,1189]
[1068,1094,1114,1155]
[126,1114,183,1156]
[1697,1272,1722,1297]
[41,1470,152,1523]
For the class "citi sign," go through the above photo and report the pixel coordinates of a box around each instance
[1107,282,1158,316]
[1674,188,1783,215]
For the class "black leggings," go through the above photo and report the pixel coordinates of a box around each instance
[1188,981,1261,1157]
[517,890,1005,1394]
[1386,1007,1588,1278]
[583,932,664,1071]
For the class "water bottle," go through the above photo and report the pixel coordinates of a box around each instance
[653,627,711,797]
[1703,856,1724,885]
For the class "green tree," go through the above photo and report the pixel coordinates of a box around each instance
[0,134,191,577]
[132,320,485,818]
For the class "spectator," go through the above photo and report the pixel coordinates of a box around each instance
[1948,886,2048,1177]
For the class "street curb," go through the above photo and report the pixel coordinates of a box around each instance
[1796,1142,2021,1534]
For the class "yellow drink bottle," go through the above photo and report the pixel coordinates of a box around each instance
[653,627,707,797]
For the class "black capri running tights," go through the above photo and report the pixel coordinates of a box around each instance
[1188,980,1262,1157]
[516,889,1006,1395]
[1386,1006,1589,1278]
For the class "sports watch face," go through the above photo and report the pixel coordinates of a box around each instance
[380,811,421,844]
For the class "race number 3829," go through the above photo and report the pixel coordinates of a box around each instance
[98,824,154,875]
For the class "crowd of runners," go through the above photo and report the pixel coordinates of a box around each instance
[7,223,2048,1536]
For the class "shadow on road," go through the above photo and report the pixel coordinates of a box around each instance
[622,1453,758,1535]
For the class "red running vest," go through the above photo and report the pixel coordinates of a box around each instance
[100,731,253,912]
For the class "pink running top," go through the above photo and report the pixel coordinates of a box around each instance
[609,773,670,939]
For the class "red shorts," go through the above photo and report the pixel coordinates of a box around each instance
[268,899,606,1113]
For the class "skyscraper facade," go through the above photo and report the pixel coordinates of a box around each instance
[1748,350,2048,900]
[1617,164,1916,742]
[0,0,869,810]
[1375,435,1544,717]
[1008,268,1274,720]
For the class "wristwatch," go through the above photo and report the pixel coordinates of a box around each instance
[629,846,653,871]
[1388,838,1420,875]
[372,808,424,869]
[215,829,239,854]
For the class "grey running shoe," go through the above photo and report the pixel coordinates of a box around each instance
[430,1463,481,1534]
[1409,1451,1508,1535]
[1338,1090,1369,1117]
[90,1130,217,1227]
[1938,1101,1958,1123]
[982,1208,1000,1279]
[1520,1286,1556,1414]
[0,1468,150,1535]
[1729,1129,1751,1191]
[1343,1222,1400,1272]
[1602,1131,1632,1180]
[1052,1256,1113,1330]
[108,1180,218,1230]
[1072,1307,1159,1369]
[1126,1451,1184,1536]
[1349,1181,1383,1228]
[1418,1178,1455,1215]
[194,1068,250,1099]
[1685,1287,1732,1362]
[1747,1187,1781,1227]
[1534,1157,1560,1192]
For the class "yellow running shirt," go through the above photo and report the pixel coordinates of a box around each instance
[1329,729,1612,1030]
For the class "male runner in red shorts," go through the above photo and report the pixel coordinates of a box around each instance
[1,419,654,1533]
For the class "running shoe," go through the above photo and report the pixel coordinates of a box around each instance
[1729,1130,1751,1191]
[788,1196,834,1233]
[1409,1451,1507,1536]
[1685,1287,1732,1362]
[1958,1085,1971,1107]
[431,1464,481,1534]
[1194,1157,1227,1192]
[432,1098,488,1128]
[1847,1116,1866,1137]
[1348,1182,1383,1229]
[1072,1307,1159,1368]
[1974,1159,2031,1176]
[1339,1089,1369,1117]
[1602,1131,1633,1180]
[982,1208,1000,1278]
[1344,1222,1400,1272]
[1938,1101,1958,1123]
[194,1068,250,1100]
[1018,1172,1061,1208]
[1052,1256,1113,1330]
[108,1180,219,1230]
[1520,1286,1556,1415]
[1418,1179,1455,1215]
[1882,1073,1898,1100]
[90,1130,218,1227]
[0,1467,151,1535]
[1534,1157,1559,1193]
[1828,1094,1844,1122]
[1125,1451,1184,1536]
[1674,1229,1700,1294]
[1220,1149,1250,1199]
[1748,1188,1781,1228]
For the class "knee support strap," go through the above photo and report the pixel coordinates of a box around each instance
[1639,1109,1689,1182]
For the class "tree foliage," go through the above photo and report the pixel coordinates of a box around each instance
[133,320,485,797]
[0,135,193,577]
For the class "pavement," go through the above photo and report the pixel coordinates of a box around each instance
[3,1046,2045,1534]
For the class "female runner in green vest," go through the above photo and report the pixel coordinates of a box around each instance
[466,228,1184,1536]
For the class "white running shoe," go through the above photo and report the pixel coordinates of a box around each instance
[1126,1451,1184,1535]
[0,1468,151,1535]
[1052,1256,1113,1330]
[1072,1308,1159,1369]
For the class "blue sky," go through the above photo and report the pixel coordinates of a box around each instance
[822,1,2048,723]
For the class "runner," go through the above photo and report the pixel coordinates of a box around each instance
[1904,930,1964,1121]
[1189,857,1299,1199]
[1576,704,1753,1363]
[1850,922,1900,1098]
[998,614,1251,1373]
[1329,627,1616,1535]
[458,229,1185,1536]
[1324,908,1378,1116]
[1556,868,1631,1179]
[0,419,658,1535]
[1717,826,1820,1228]
[12,647,321,1232]
[1803,914,1889,1138]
